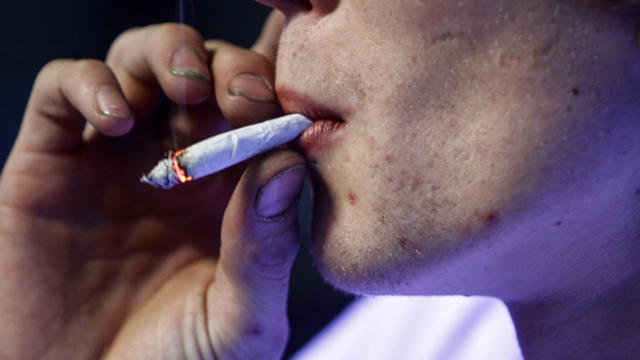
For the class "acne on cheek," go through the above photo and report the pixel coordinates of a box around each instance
[483,211,500,225]
[348,191,357,205]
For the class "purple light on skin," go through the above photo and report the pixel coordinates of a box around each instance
[292,296,523,360]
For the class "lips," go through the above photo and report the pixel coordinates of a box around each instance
[277,87,345,157]
[294,119,345,156]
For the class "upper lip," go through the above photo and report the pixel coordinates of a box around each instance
[276,87,345,122]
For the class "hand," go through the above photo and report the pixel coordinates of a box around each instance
[0,11,302,360]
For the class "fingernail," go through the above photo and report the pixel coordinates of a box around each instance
[170,46,210,82]
[228,72,276,102]
[96,86,131,118]
[255,165,306,218]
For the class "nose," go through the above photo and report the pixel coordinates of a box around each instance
[254,0,310,13]
[254,0,337,15]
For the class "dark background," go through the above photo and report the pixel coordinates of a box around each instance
[0,0,353,357]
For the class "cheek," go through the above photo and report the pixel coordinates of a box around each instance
[348,104,551,248]
[345,52,561,244]
[302,0,588,289]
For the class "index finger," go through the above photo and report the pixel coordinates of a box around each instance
[106,23,212,121]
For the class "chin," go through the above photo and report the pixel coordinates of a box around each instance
[308,229,435,296]
[305,174,436,296]
[304,169,510,297]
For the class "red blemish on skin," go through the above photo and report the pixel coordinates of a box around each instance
[384,153,395,162]
[171,149,193,184]
[398,236,408,249]
[348,192,357,205]
[485,212,499,225]
[410,178,424,191]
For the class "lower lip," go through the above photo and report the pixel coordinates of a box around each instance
[294,119,345,157]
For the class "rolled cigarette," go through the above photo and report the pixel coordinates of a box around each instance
[141,113,312,189]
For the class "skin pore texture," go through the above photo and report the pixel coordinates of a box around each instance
[0,0,637,359]
[271,0,640,358]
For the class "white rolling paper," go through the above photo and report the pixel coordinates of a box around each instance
[141,113,312,189]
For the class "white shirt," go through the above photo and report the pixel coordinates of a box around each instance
[293,296,523,360]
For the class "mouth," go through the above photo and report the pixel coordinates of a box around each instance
[277,87,346,158]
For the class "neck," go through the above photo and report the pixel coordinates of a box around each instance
[506,269,640,359]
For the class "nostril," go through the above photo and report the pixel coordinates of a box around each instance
[254,0,312,14]
[308,0,338,14]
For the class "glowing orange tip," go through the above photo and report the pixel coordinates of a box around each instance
[171,149,193,184]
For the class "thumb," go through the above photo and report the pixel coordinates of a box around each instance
[208,150,306,359]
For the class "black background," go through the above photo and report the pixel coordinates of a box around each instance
[0,0,353,357]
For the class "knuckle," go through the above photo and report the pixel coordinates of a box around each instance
[205,39,231,53]
[217,44,263,63]
[38,59,71,76]
[153,22,204,43]
[114,26,143,44]
[72,58,105,73]
[34,59,73,86]
[107,27,143,62]
[67,59,112,85]
[116,26,143,40]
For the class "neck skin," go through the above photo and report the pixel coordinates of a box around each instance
[507,267,640,359]
[508,270,640,359]
[503,100,640,359]
[502,97,640,358]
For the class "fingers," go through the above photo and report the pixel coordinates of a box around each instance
[18,20,283,154]
[209,150,306,359]
[109,22,281,130]
[209,40,282,128]
[251,10,285,62]
[19,59,134,153]
[107,23,212,120]
[207,10,284,128]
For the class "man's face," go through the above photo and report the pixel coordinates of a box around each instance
[271,0,638,295]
